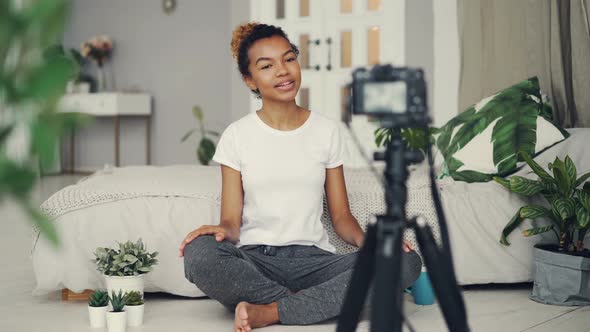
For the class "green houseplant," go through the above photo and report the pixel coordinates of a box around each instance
[181,105,220,165]
[107,290,127,332]
[374,127,439,153]
[94,239,158,304]
[494,151,590,305]
[1,0,89,246]
[87,289,109,328]
[494,152,590,251]
[124,290,144,327]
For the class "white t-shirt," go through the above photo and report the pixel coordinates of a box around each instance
[212,111,344,253]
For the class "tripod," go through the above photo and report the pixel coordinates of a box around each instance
[336,128,470,332]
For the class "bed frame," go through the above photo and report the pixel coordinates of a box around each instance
[62,288,93,301]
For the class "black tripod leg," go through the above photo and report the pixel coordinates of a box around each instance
[371,219,404,332]
[413,220,470,332]
[336,222,378,332]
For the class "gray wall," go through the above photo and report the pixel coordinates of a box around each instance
[62,0,248,170]
[406,0,434,117]
[229,0,252,122]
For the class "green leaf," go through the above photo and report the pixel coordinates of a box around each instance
[205,130,220,137]
[553,198,576,220]
[22,201,59,246]
[522,225,554,237]
[0,125,13,144]
[192,106,203,121]
[197,137,216,165]
[491,102,538,174]
[564,156,577,186]
[180,128,198,142]
[22,55,75,102]
[500,209,525,245]
[578,189,590,211]
[552,166,572,196]
[0,158,37,199]
[575,171,590,188]
[519,205,551,219]
[518,151,555,183]
[20,0,69,49]
[450,170,492,183]
[31,118,58,171]
[509,176,545,196]
[124,254,138,264]
[576,206,590,229]
[493,176,511,190]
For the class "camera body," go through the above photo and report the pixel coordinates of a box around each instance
[349,64,429,128]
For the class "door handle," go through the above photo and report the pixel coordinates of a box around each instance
[326,37,332,71]
[307,38,321,71]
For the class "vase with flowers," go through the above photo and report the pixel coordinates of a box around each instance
[81,35,113,91]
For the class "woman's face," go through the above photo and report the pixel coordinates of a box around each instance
[245,35,301,103]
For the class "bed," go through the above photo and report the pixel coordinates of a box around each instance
[31,129,590,298]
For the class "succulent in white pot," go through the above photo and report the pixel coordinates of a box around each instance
[106,290,127,332]
[94,239,159,299]
[124,290,145,326]
[87,290,109,328]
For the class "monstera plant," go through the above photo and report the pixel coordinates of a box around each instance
[1,0,88,246]
[494,151,590,252]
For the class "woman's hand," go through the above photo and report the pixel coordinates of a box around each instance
[402,240,414,253]
[179,225,238,257]
[356,236,415,253]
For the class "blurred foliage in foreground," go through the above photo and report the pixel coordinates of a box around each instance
[1,0,90,246]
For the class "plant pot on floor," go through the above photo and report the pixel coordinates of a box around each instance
[106,311,127,332]
[105,274,145,296]
[530,244,590,306]
[88,305,107,328]
[125,304,144,326]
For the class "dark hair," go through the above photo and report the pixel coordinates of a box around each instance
[231,23,300,97]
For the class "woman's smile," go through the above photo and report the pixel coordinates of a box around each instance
[275,80,295,91]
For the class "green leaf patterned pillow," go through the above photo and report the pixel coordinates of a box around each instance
[436,77,569,183]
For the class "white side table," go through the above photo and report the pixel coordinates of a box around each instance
[59,93,152,173]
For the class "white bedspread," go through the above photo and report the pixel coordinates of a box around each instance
[31,129,590,297]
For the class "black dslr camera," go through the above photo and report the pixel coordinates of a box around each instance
[349,64,429,128]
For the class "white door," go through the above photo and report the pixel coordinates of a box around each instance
[250,0,406,168]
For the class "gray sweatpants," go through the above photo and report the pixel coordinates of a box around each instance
[183,235,422,325]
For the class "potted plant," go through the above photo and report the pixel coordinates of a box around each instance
[93,239,158,299]
[124,290,145,326]
[107,290,127,332]
[494,151,590,305]
[181,105,220,165]
[87,289,109,328]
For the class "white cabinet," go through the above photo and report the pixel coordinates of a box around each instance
[59,93,152,172]
[59,93,151,116]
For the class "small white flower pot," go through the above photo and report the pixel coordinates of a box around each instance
[106,311,127,332]
[88,305,107,328]
[105,274,144,310]
[105,274,145,296]
[125,304,144,326]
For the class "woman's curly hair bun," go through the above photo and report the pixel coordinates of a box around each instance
[230,22,259,59]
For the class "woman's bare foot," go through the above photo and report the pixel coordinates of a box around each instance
[234,301,280,332]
